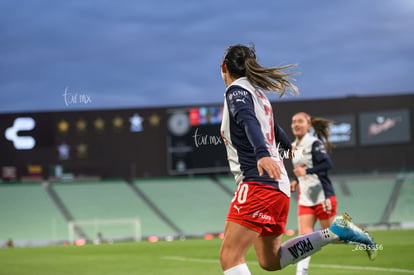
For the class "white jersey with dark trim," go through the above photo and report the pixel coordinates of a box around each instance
[292,132,335,206]
[220,77,290,197]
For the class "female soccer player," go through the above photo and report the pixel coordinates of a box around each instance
[219,44,376,275]
[290,113,336,275]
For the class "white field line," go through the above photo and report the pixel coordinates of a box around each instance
[161,256,414,274]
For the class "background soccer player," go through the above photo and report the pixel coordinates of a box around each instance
[290,112,337,275]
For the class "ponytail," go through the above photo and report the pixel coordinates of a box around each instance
[223,44,299,97]
[311,117,333,152]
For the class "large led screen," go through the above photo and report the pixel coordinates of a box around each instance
[359,109,411,145]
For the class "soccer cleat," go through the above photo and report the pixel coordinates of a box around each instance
[329,213,378,260]
[365,243,378,261]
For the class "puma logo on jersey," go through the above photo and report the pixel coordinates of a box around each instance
[235,98,246,104]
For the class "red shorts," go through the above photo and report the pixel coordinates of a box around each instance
[226,182,290,236]
[298,196,337,220]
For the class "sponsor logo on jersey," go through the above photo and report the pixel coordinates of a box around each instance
[229,90,249,104]
[230,90,249,97]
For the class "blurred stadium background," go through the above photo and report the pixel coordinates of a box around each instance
[0,93,413,247]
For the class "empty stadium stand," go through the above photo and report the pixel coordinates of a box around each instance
[0,172,413,246]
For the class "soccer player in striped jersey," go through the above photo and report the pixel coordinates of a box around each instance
[290,113,337,275]
[219,44,377,275]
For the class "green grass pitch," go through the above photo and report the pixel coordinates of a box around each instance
[0,229,413,275]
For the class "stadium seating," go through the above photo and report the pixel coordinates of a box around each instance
[53,180,174,238]
[0,172,413,245]
[130,176,230,235]
[390,175,414,225]
[332,174,397,225]
[0,182,67,242]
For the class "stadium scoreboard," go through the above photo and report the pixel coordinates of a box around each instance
[0,94,412,180]
[0,108,169,179]
[0,105,229,180]
[166,106,228,175]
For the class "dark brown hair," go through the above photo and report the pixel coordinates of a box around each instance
[311,116,333,152]
[223,44,299,97]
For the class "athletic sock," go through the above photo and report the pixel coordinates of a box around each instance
[280,229,339,269]
[223,263,251,275]
[296,256,311,275]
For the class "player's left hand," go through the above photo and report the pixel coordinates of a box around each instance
[257,157,281,180]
